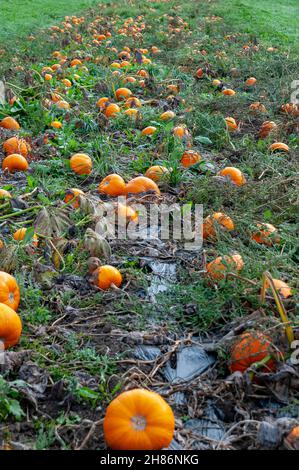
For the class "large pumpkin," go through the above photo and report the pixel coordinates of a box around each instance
[0,271,20,311]
[0,303,22,349]
[103,388,175,450]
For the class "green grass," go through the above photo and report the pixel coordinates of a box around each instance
[0,0,102,42]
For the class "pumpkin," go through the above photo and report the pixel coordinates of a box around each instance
[95,265,122,290]
[125,97,142,108]
[104,103,120,118]
[203,212,234,239]
[115,87,132,101]
[145,166,169,182]
[62,78,72,87]
[251,223,279,246]
[269,142,289,152]
[2,154,29,173]
[181,150,201,168]
[56,100,70,110]
[285,426,299,450]
[245,77,256,86]
[103,388,175,450]
[160,110,175,121]
[0,189,12,199]
[125,176,160,195]
[116,203,138,224]
[70,153,92,175]
[13,228,38,246]
[173,125,187,138]
[51,121,62,129]
[258,121,277,139]
[3,137,30,157]
[249,102,267,113]
[71,58,82,67]
[229,331,277,373]
[218,167,246,186]
[281,103,299,117]
[207,254,244,280]
[0,303,22,349]
[124,109,139,118]
[0,116,20,130]
[167,84,179,94]
[212,79,221,86]
[265,279,292,299]
[64,188,84,208]
[195,68,204,78]
[225,117,238,130]
[0,239,4,250]
[44,73,52,81]
[222,88,236,96]
[98,174,126,196]
[141,126,157,136]
[97,97,110,109]
[124,76,137,84]
[0,271,20,311]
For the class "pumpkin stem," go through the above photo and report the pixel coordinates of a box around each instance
[131,415,147,431]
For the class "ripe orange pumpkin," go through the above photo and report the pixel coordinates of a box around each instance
[0,189,12,199]
[145,166,169,182]
[258,121,277,139]
[44,73,52,81]
[96,97,110,109]
[95,265,122,290]
[245,77,257,86]
[13,228,38,246]
[64,188,84,208]
[160,110,175,121]
[249,102,267,113]
[124,108,139,118]
[51,120,63,129]
[62,78,72,88]
[203,212,234,239]
[0,117,20,130]
[70,153,92,175]
[0,303,22,349]
[3,137,30,157]
[195,68,204,78]
[225,117,238,130]
[285,426,299,450]
[141,126,157,136]
[103,388,175,450]
[2,154,29,173]
[98,174,126,196]
[104,103,120,118]
[125,176,160,195]
[229,331,277,373]
[181,150,201,168]
[218,167,246,186]
[125,97,142,108]
[222,88,236,96]
[71,58,82,67]
[56,100,70,110]
[0,271,20,311]
[173,125,188,138]
[269,142,289,152]
[251,223,279,246]
[265,279,292,299]
[115,87,132,101]
[207,254,244,280]
[116,203,138,224]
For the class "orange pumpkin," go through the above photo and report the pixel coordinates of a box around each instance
[13,228,38,246]
[245,77,257,86]
[0,117,20,130]
[229,331,277,373]
[116,203,138,224]
[0,303,22,349]
[3,137,30,157]
[103,388,175,450]
[258,121,277,139]
[115,87,132,101]
[125,176,160,195]
[64,188,84,208]
[249,102,267,113]
[207,254,244,280]
[285,426,299,450]
[160,110,175,121]
[51,121,63,129]
[269,142,289,152]
[0,189,12,199]
[225,117,238,130]
[124,108,139,118]
[95,265,122,290]
[70,153,92,175]
[145,166,169,182]
[97,97,110,109]
[195,68,204,78]
[125,97,142,108]
[203,212,234,239]
[218,167,246,186]
[141,126,157,136]
[98,174,126,196]
[181,150,201,168]
[2,154,29,173]
[56,100,70,110]
[173,125,188,138]
[251,223,279,246]
[104,103,120,118]
[222,88,236,96]
[265,279,292,299]
[0,271,20,311]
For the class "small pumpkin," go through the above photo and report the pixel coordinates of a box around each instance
[64,188,84,208]
[51,121,63,129]
[98,174,126,197]
[207,254,244,280]
[160,110,175,121]
[116,203,138,224]
[203,212,234,239]
[222,88,236,96]
[0,303,22,349]
[115,87,132,101]
[125,97,141,108]
[258,121,277,139]
[195,68,204,79]
[218,167,246,186]
[103,388,175,450]
[0,189,12,199]
[104,103,120,118]
[265,279,292,299]
[141,126,157,136]
[285,426,299,450]
[251,223,279,246]
[94,265,122,290]
[229,331,277,373]
[2,154,29,173]
[125,176,160,195]
[70,153,92,175]
[245,77,256,86]
[0,271,20,311]
[13,228,38,246]
[225,117,238,130]
[181,150,201,168]
[145,166,170,182]
[96,97,110,109]
[3,136,30,157]
[0,116,20,130]
[269,142,289,152]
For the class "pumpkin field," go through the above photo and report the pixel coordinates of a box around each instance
[0,0,298,452]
